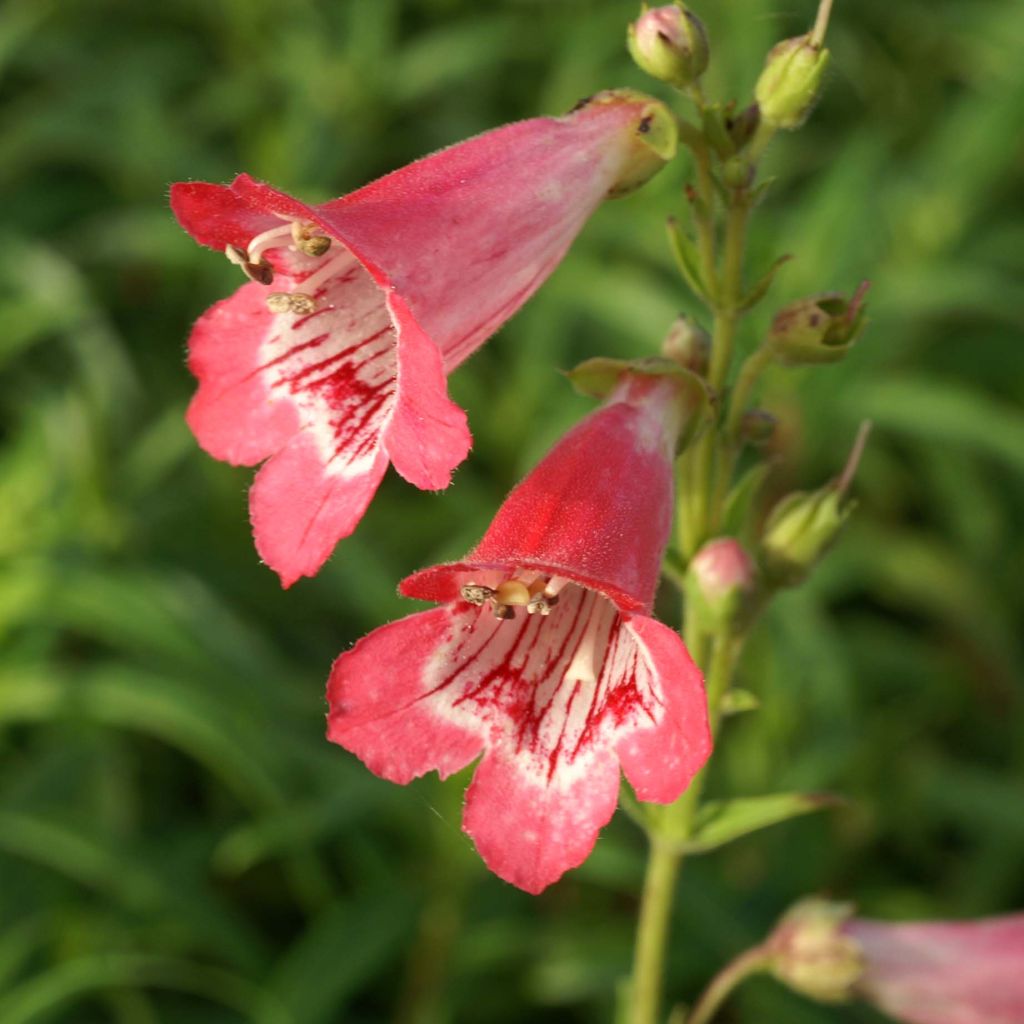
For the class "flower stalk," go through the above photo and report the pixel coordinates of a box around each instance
[626,2,850,1021]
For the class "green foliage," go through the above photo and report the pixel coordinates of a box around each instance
[0,0,1021,1021]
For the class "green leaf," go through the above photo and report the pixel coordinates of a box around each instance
[740,253,792,310]
[666,217,710,301]
[719,688,761,716]
[683,792,842,854]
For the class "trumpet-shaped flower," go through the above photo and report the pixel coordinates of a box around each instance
[847,913,1024,1024]
[170,91,676,585]
[327,372,710,893]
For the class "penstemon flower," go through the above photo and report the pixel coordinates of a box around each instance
[170,90,676,586]
[326,369,711,893]
[847,912,1024,1024]
[759,899,1024,1024]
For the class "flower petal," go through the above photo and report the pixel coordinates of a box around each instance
[250,432,388,587]
[326,607,485,783]
[849,915,1024,1024]
[463,745,620,895]
[615,615,710,803]
[185,284,301,466]
[170,180,278,252]
[382,294,472,491]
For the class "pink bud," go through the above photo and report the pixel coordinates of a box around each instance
[627,3,709,88]
[686,538,758,628]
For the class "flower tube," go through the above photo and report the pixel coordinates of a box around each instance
[326,370,711,893]
[848,913,1024,1024]
[767,899,1024,1024]
[170,91,676,585]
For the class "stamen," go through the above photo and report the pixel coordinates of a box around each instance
[544,576,571,599]
[492,604,516,621]
[246,224,295,264]
[266,292,316,315]
[564,598,604,685]
[292,250,355,300]
[495,580,531,607]
[460,583,495,606]
[291,221,332,257]
[225,244,274,285]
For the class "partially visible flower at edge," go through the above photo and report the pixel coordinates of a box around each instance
[169,89,676,586]
[848,912,1024,1024]
[767,897,1024,1024]
[326,371,711,893]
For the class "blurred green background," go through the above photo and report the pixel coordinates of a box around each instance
[1,0,1022,1021]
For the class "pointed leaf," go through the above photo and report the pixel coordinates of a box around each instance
[666,218,709,301]
[740,254,792,311]
[719,688,760,716]
[682,792,843,854]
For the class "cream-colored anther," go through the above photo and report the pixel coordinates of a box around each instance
[460,583,494,606]
[492,603,516,621]
[495,580,531,606]
[265,292,316,315]
[527,595,555,616]
[291,221,332,257]
[225,244,274,285]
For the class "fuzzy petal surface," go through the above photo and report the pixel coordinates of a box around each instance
[327,582,709,892]
[848,914,1024,1024]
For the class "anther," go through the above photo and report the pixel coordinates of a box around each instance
[291,221,332,257]
[492,604,516,621]
[265,292,316,315]
[225,244,274,285]
[460,583,495,606]
[494,580,531,607]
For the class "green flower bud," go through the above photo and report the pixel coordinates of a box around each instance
[755,33,830,130]
[766,899,865,1004]
[767,282,869,366]
[627,3,709,89]
[660,315,710,375]
[685,537,759,630]
[760,423,871,586]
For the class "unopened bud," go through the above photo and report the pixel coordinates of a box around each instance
[627,3,709,89]
[685,537,759,629]
[755,34,830,130]
[661,315,710,375]
[766,899,864,1003]
[760,423,870,586]
[767,282,869,366]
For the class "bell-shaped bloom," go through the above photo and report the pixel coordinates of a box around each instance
[169,90,676,586]
[326,371,711,893]
[847,913,1024,1024]
[767,899,1024,1024]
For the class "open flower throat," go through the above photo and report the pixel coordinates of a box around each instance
[224,215,354,316]
[460,571,570,619]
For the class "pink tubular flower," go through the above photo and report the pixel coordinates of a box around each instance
[169,90,677,586]
[767,899,1024,1024]
[326,371,711,893]
[847,913,1024,1024]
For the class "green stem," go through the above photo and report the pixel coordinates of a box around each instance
[725,343,774,439]
[630,841,683,1024]
[708,200,751,392]
[686,946,770,1024]
[627,629,744,1024]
